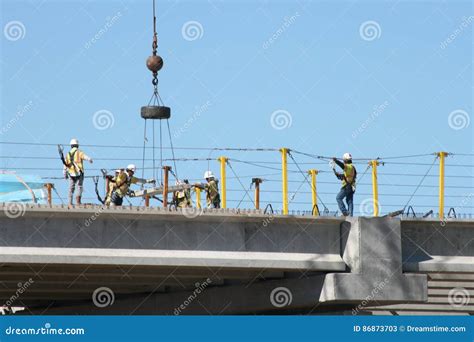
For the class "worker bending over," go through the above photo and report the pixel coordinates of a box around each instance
[63,138,93,206]
[173,179,192,208]
[105,169,123,206]
[332,153,357,216]
[109,164,155,206]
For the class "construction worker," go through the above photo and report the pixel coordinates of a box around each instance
[63,138,93,206]
[203,171,220,208]
[332,153,357,216]
[173,179,192,208]
[105,169,123,206]
[109,164,155,206]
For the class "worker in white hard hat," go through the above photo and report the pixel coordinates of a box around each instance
[332,153,357,216]
[63,138,93,206]
[200,171,220,208]
[173,179,191,208]
[109,164,155,206]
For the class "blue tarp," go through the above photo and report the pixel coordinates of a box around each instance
[0,172,47,203]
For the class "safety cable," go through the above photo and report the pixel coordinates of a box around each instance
[287,150,328,212]
[403,156,438,210]
[226,160,255,206]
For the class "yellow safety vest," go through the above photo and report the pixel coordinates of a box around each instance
[65,147,86,177]
[343,164,355,187]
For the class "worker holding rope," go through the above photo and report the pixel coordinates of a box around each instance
[332,153,357,216]
[61,138,93,207]
[109,164,155,206]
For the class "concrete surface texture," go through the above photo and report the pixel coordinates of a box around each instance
[0,204,472,315]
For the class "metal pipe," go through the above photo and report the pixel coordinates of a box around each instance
[195,187,201,209]
[218,157,228,208]
[308,169,318,216]
[162,166,171,207]
[44,183,53,206]
[280,148,289,215]
[252,178,263,210]
[370,160,380,216]
[438,152,448,219]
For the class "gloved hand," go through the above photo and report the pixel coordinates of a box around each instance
[147,179,156,184]
[128,190,136,197]
[89,159,94,164]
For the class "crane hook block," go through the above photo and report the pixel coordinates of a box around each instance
[141,105,171,120]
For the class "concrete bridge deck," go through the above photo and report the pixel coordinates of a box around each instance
[0,204,472,315]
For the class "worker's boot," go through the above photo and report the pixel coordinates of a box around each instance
[76,196,82,206]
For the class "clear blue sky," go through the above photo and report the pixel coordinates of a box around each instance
[1,0,473,215]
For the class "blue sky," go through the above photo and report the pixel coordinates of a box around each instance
[1,0,473,215]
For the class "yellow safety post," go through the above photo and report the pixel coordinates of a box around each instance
[438,152,448,219]
[217,156,228,208]
[195,187,202,209]
[280,148,289,215]
[308,169,319,216]
[370,160,380,216]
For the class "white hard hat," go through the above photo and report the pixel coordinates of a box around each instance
[343,153,352,161]
[175,180,182,186]
[126,164,136,172]
[204,170,214,179]
[115,169,121,173]
[70,138,79,146]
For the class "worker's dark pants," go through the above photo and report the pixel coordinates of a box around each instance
[336,185,354,216]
